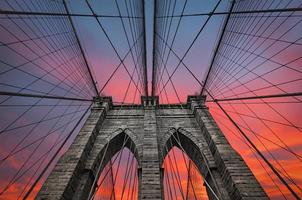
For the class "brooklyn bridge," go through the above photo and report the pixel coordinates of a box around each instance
[0,0,301,199]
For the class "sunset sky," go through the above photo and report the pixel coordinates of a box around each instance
[0,0,301,199]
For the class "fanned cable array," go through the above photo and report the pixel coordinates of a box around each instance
[0,0,301,199]
[0,0,146,199]
[94,148,139,200]
[163,147,208,200]
[153,0,302,199]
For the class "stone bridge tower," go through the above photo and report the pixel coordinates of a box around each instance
[37,96,268,200]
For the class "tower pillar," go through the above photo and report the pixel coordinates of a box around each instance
[140,96,163,199]
[36,97,111,199]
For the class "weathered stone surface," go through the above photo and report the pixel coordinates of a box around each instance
[37,96,268,200]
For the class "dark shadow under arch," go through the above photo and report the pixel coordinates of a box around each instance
[94,146,139,200]
[74,129,141,200]
[91,129,140,175]
[162,146,209,200]
[162,128,208,178]
[161,128,227,200]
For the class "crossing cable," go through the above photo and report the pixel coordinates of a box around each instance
[163,155,178,199]
[88,59,142,199]
[211,111,289,199]
[0,42,90,99]
[125,0,145,87]
[21,102,90,199]
[205,66,302,195]
[206,50,302,133]
[206,2,301,97]
[85,0,143,96]
[0,63,91,137]
[209,33,302,99]
[52,1,98,96]
[165,163,175,200]
[0,1,95,197]
[210,41,302,99]
[201,0,236,95]
[207,60,302,185]
[153,0,223,95]
[153,3,302,195]
[153,0,178,101]
[120,141,135,199]
[0,106,90,164]
[38,0,97,97]
[0,9,143,18]
[114,0,147,96]
[169,0,300,197]
[158,0,174,62]
[170,140,187,199]
[210,104,301,196]
[205,0,261,92]
[98,33,144,94]
[209,106,302,145]
[213,99,300,199]
[0,21,93,98]
[90,137,134,190]
[153,0,189,96]
[0,24,92,97]
[209,78,302,102]
[17,102,91,199]
[0,72,90,141]
[153,0,186,104]
[224,28,302,46]
[125,148,138,200]
[206,64,302,163]
[157,0,223,97]
[212,93,302,191]
[155,7,302,18]
[152,0,188,96]
[163,144,186,199]
[0,77,91,196]
[10,108,88,200]
[0,60,90,103]
[93,66,142,198]
[204,0,278,94]
[107,132,138,200]
[0,91,92,102]
[175,128,223,200]
[87,129,122,200]
[166,128,221,200]
[3,0,95,98]
[153,16,302,196]
[108,140,124,200]
[87,129,131,200]
[159,0,177,75]
[0,30,71,47]
[154,48,183,106]
[122,143,138,200]
[157,93,219,198]
[62,0,99,96]
[0,0,138,198]
[154,51,171,104]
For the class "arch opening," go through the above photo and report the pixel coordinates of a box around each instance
[93,147,139,200]
[163,146,209,200]
[161,129,226,200]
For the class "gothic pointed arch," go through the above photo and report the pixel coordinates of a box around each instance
[74,128,141,199]
[161,128,229,200]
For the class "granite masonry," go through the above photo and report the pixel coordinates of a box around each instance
[37,96,268,200]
